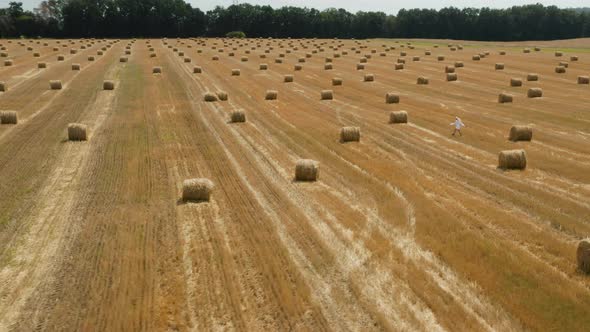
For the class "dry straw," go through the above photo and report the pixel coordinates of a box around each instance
[509,125,533,142]
[498,149,527,170]
[321,90,333,100]
[295,159,319,181]
[0,111,17,124]
[395,63,404,70]
[437,55,445,61]
[390,111,408,124]
[182,178,214,202]
[68,123,88,141]
[4,60,13,66]
[340,127,360,142]
[578,239,590,274]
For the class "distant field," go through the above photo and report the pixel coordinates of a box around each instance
[0,37,589,331]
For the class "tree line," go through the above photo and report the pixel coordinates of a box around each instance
[0,1,589,41]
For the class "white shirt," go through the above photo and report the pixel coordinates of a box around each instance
[451,119,465,129]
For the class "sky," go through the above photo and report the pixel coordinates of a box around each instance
[8,0,590,14]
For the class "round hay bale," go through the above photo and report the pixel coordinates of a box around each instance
[495,63,505,70]
[499,51,506,55]
[57,55,65,61]
[578,239,590,274]
[578,76,589,85]
[437,55,445,61]
[294,64,303,71]
[152,66,162,74]
[265,90,278,100]
[71,63,81,71]
[203,92,218,102]
[510,78,523,87]
[472,55,480,61]
[231,69,241,76]
[390,111,408,124]
[395,63,404,70]
[0,82,5,92]
[340,127,360,142]
[0,111,17,124]
[356,63,365,70]
[298,58,306,63]
[295,159,319,182]
[425,50,432,55]
[212,56,219,61]
[125,50,131,55]
[412,56,420,62]
[184,57,191,63]
[555,66,566,74]
[509,125,533,142]
[182,178,214,202]
[570,56,578,62]
[33,52,40,57]
[417,77,429,85]
[193,66,202,74]
[527,88,543,98]
[364,74,374,82]
[446,73,458,82]
[241,56,248,62]
[275,58,283,64]
[284,75,294,83]
[216,91,228,101]
[68,123,88,141]
[332,78,343,86]
[523,48,531,53]
[385,93,400,104]
[397,58,406,64]
[49,80,62,90]
[534,47,541,52]
[555,51,563,57]
[527,73,539,81]
[230,110,246,123]
[498,149,527,170]
[259,63,268,70]
[559,61,569,68]
[88,56,95,61]
[103,80,115,90]
[324,63,333,70]
[70,49,77,54]
[4,60,13,66]
[150,53,156,57]
[321,90,333,100]
[38,62,47,69]
[445,66,455,73]
[498,93,513,103]
[119,56,128,63]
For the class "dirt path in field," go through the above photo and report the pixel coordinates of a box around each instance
[0,37,589,332]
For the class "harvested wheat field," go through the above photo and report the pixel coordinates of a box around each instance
[0,37,589,332]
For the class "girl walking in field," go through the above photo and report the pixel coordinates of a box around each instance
[451,117,465,136]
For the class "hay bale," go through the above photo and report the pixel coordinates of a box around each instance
[559,61,569,68]
[397,58,406,64]
[321,90,333,100]
[412,56,420,61]
[523,48,531,53]
[385,93,399,104]
[33,52,40,57]
[510,78,523,87]
[390,111,408,124]
[294,64,303,71]
[555,66,566,74]
[259,63,268,70]
[555,51,563,57]
[71,63,81,70]
[0,111,17,124]
[103,80,115,90]
[182,178,214,202]
[498,149,527,170]
[445,66,455,73]
[184,57,191,63]
[4,60,13,66]
[119,56,128,62]
[203,92,218,102]
[340,127,360,142]
[275,58,283,64]
[495,63,505,70]
[578,239,590,274]
[0,82,4,92]
[216,91,228,101]
[571,56,578,62]
[38,62,47,69]
[324,63,333,70]
[356,63,365,70]
[527,88,543,98]
[499,51,506,55]
[265,90,278,100]
[241,56,248,62]
[472,55,480,61]
[364,74,375,82]
[437,55,445,61]
[498,93,513,103]
[152,66,162,74]
[578,76,589,84]
[49,80,62,90]
[417,76,429,85]
[212,56,219,61]
[150,53,156,57]
[295,159,319,182]
[57,55,65,61]
[395,64,404,70]
[88,56,95,61]
[332,78,343,86]
[230,110,246,123]
[193,66,202,74]
[527,73,539,81]
[284,75,294,83]
[68,123,88,141]
[446,73,458,82]
[231,69,241,76]
[509,125,533,142]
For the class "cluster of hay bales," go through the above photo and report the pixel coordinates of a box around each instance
[509,125,533,142]
[340,126,360,142]
[527,88,543,98]
[265,90,278,100]
[321,90,333,100]
[390,111,408,124]
[182,178,214,202]
[0,111,17,124]
[498,93,514,103]
[68,123,88,141]
[295,159,319,182]
[498,149,527,170]
[230,110,246,123]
